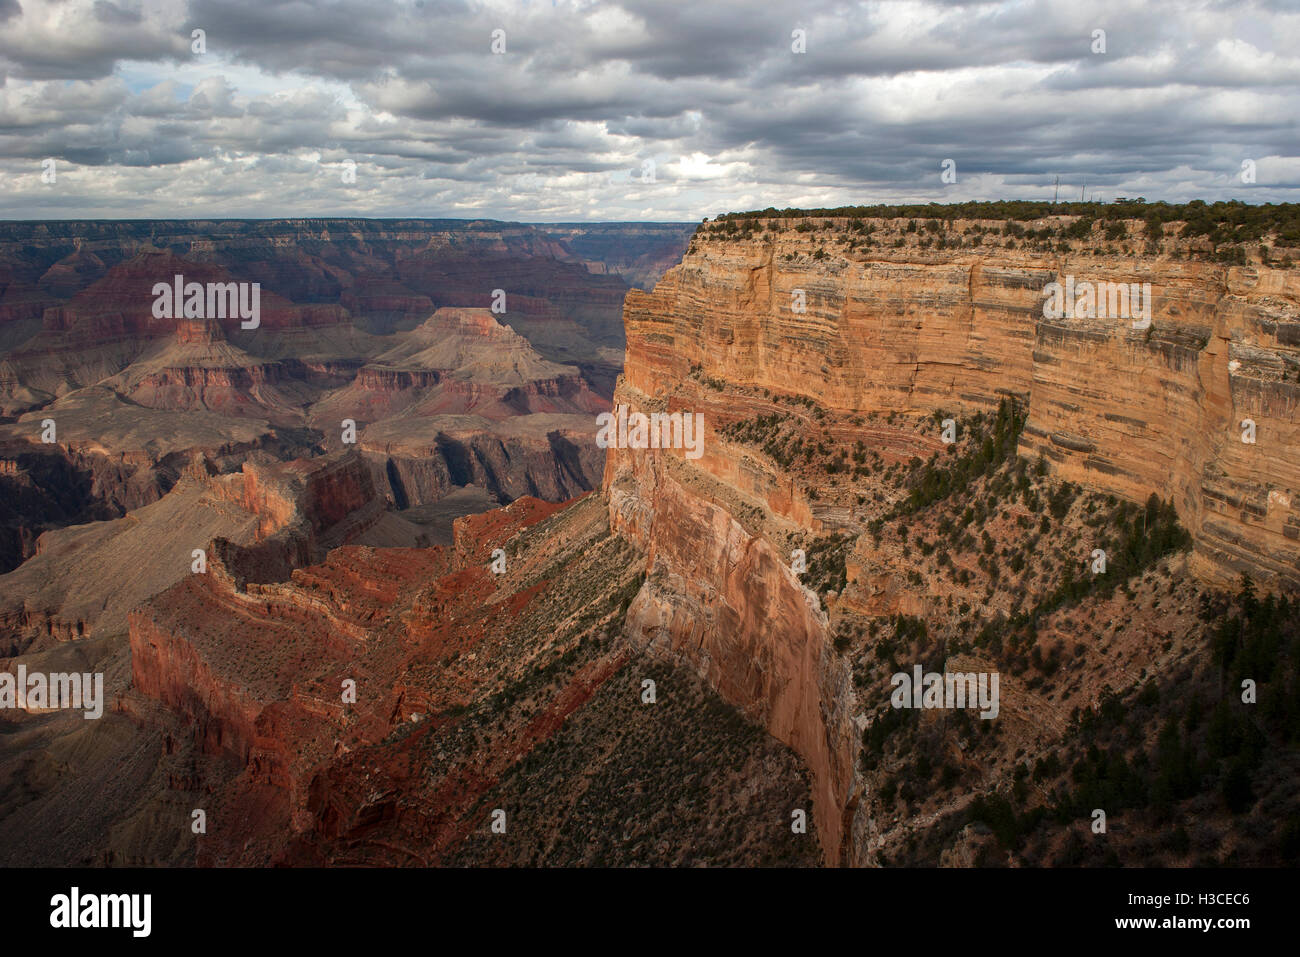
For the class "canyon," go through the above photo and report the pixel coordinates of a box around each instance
[0,219,693,575]
[3,207,1298,867]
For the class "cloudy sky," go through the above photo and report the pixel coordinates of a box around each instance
[0,0,1297,221]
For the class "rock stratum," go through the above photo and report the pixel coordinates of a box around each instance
[619,220,1299,591]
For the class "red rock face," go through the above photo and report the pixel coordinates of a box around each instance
[126,450,415,788]
[452,494,569,561]
[130,543,448,782]
[116,481,822,868]
[124,490,616,864]
[174,318,225,345]
[608,459,856,862]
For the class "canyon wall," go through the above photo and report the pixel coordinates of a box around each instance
[604,218,1300,863]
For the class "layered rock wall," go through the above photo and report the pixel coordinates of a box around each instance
[605,219,1300,863]
[618,224,1300,586]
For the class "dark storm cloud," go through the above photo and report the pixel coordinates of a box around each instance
[0,0,1297,219]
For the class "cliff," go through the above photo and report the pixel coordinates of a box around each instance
[603,213,1300,864]
[616,216,1299,582]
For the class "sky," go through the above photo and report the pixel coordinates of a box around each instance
[0,0,1297,222]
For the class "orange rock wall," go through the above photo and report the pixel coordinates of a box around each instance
[605,220,1300,864]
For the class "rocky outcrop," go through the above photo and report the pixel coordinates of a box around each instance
[364,425,602,509]
[0,449,378,657]
[321,308,610,507]
[124,453,401,781]
[607,446,857,862]
[315,308,608,423]
[125,493,692,866]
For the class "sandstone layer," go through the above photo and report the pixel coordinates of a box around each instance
[617,221,1298,591]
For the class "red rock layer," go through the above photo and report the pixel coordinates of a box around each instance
[126,491,602,864]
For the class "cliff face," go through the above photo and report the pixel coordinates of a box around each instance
[607,448,857,861]
[616,222,1299,584]
[604,217,1300,864]
[1020,269,1299,588]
